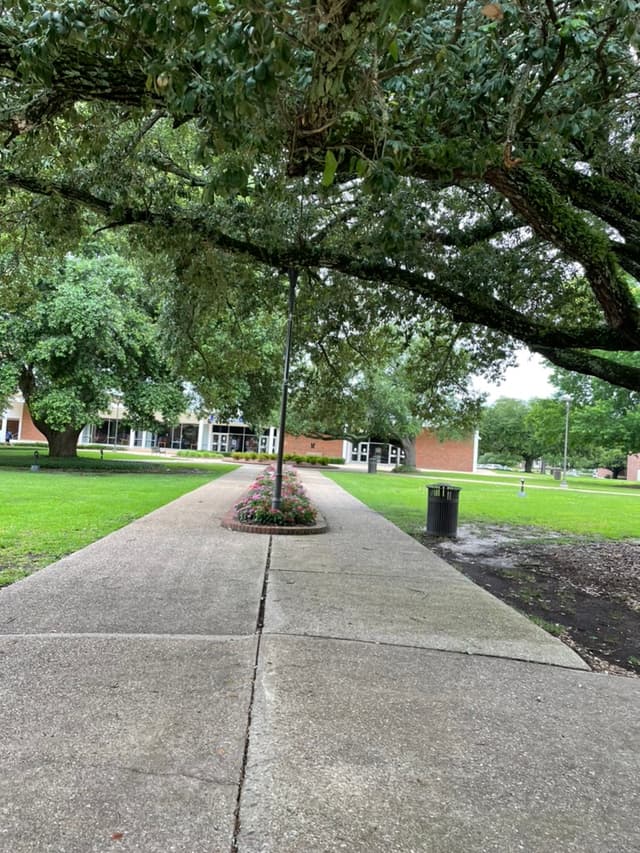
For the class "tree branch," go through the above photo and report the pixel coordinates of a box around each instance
[545,164,640,247]
[420,214,522,248]
[485,165,640,341]
[3,167,640,374]
[518,41,566,131]
[536,346,640,392]
[451,1,470,45]
[142,151,207,186]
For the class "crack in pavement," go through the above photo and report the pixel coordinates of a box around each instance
[263,630,592,672]
[231,535,272,853]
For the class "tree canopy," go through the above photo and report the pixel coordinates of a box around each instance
[0,250,187,456]
[480,370,640,476]
[549,366,640,475]
[479,397,543,471]
[288,310,492,463]
[2,2,640,391]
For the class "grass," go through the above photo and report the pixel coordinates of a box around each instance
[323,470,640,539]
[0,445,225,472]
[0,463,236,581]
[396,467,638,490]
[528,615,567,637]
[0,568,30,589]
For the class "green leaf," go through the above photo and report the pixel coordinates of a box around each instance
[322,150,338,187]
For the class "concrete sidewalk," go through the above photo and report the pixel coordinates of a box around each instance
[0,466,638,852]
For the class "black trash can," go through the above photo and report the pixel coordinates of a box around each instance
[367,458,377,474]
[426,483,461,537]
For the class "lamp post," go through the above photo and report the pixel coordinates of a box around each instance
[272,268,297,511]
[560,394,571,488]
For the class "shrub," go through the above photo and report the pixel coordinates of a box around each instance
[227,451,344,465]
[177,450,224,458]
[234,465,318,526]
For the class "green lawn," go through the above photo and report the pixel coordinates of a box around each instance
[0,464,236,586]
[0,445,220,472]
[324,470,640,539]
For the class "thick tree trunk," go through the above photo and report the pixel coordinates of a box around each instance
[523,457,534,473]
[19,378,82,458]
[400,436,417,470]
[37,424,82,458]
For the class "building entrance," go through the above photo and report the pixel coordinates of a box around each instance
[211,432,230,453]
[350,441,404,465]
[209,425,258,453]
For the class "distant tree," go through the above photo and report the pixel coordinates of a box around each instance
[591,448,629,479]
[480,398,545,472]
[525,398,570,469]
[549,367,640,477]
[0,251,187,457]
[288,313,491,467]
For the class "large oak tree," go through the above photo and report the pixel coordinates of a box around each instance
[0,250,188,456]
[1,2,640,389]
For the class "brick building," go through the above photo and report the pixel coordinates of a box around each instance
[626,453,640,482]
[3,396,477,472]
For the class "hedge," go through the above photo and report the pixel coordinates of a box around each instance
[230,452,344,465]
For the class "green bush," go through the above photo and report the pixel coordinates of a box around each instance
[176,450,224,458]
[228,451,344,466]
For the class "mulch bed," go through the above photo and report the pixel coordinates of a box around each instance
[420,523,640,677]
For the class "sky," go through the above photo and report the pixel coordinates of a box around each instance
[474,350,555,403]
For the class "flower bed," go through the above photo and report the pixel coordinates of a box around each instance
[234,465,318,527]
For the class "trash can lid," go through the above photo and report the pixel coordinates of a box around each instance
[427,483,461,497]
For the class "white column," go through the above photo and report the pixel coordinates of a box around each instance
[1,414,7,442]
[197,420,207,450]
[342,440,351,462]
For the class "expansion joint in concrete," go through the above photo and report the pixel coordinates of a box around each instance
[231,535,272,852]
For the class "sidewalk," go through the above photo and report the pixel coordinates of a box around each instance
[0,466,638,852]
